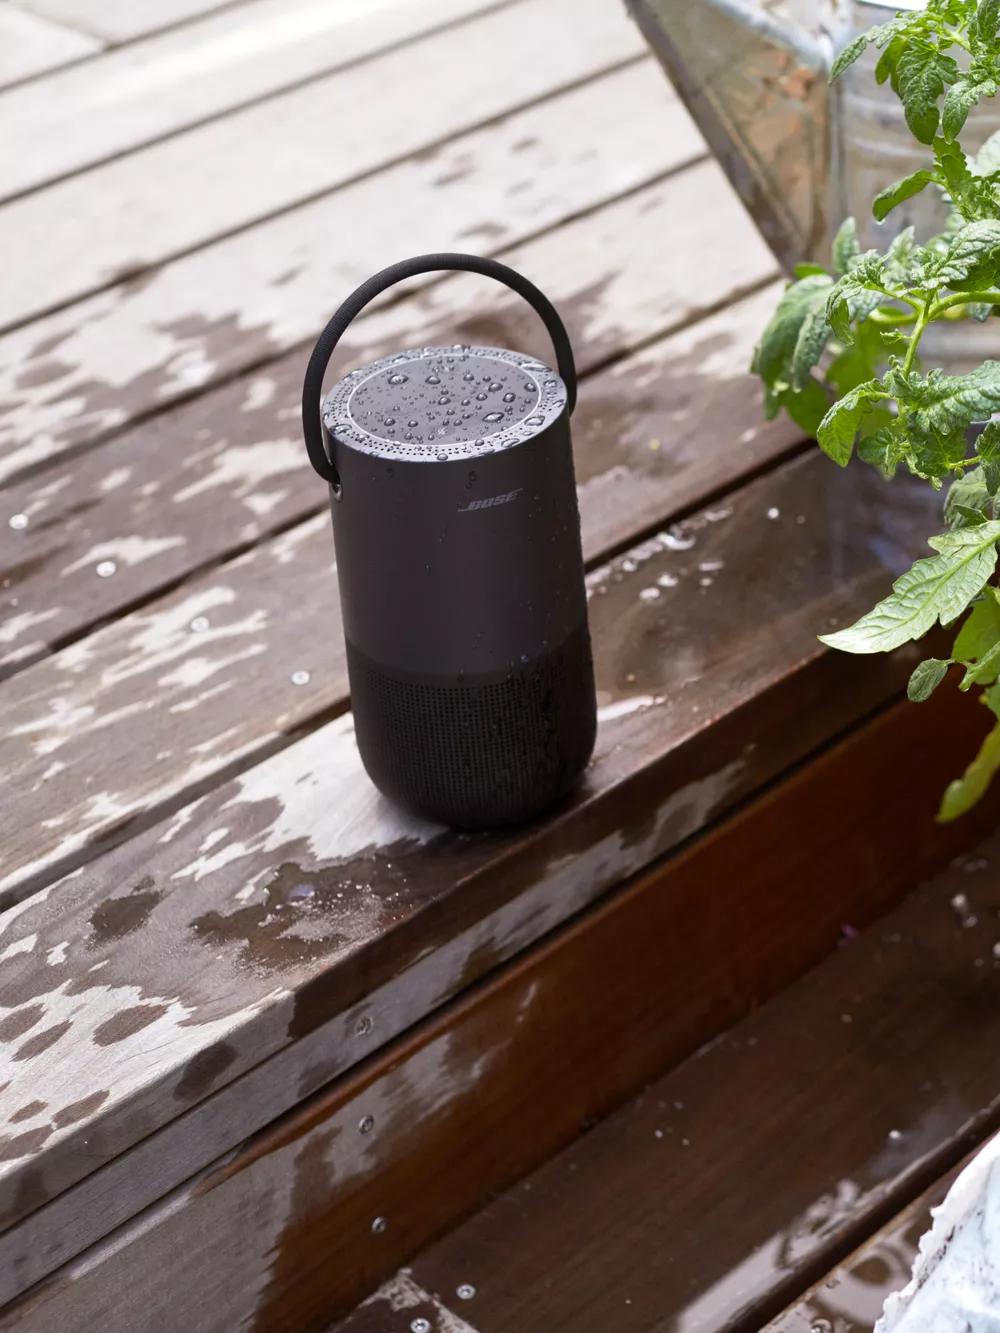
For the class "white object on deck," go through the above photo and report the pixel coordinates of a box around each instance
[878,1132,1000,1332]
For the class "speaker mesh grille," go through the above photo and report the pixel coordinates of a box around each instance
[347,623,595,828]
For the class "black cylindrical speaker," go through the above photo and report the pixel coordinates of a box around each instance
[301,253,596,829]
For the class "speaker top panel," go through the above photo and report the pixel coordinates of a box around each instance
[322,344,567,462]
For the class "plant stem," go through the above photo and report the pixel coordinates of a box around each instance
[870,308,917,327]
[932,290,1000,317]
[902,299,932,375]
[943,26,973,52]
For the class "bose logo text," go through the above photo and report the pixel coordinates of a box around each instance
[458,488,523,512]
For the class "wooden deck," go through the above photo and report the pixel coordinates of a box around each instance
[3,1,1000,1329]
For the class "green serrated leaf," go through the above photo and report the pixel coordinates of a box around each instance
[897,43,957,144]
[777,379,831,436]
[875,33,904,86]
[977,418,1000,457]
[832,218,861,276]
[818,520,1000,653]
[953,587,1000,660]
[972,128,1000,176]
[751,275,832,387]
[934,218,1000,286]
[873,169,935,221]
[790,301,832,391]
[974,0,1000,48]
[938,717,1000,820]
[831,30,871,81]
[942,76,994,141]
[908,657,951,700]
[816,379,884,465]
[960,633,1000,687]
[794,263,829,279]
[825,261,888,345]
[944,466,991,527]
[910,361,1000,439]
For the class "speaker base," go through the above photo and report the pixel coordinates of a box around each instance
[346,625,596,830]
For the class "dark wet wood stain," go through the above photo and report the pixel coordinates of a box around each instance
[173,1044,237,1103]
[88,879,163,945]
[0,1128,52,1164]
[92,1004,169,1046]
[11,1023,70,1063]
[0,1006,44,1044]
[51,1092,109,1129]
[8,1104,46,1126]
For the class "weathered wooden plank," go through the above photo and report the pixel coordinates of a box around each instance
[15,0,241,44]
[0,279,792,898]
[0,451,944,1243]
[390,843,1000,1333]
[0,0,644,332]
[0,2,100,89]
[0,162,776,674]
[4,686,997,1327]
[0,0,509,202]
[0,59,690,486]
[765,1169,961,1333]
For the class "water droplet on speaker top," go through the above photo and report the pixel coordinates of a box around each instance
[503,392,515,402]
[475,392,487,401]
[437,396,450,405]
[436,451,448,461]
[463,371,475,381]
[407,419,418,427]
[483,411,503,423]
[387,372,408,385]
[426,374,440,385]
[461,398,470,406]
[383,416,396,427]
[489,381,503,391]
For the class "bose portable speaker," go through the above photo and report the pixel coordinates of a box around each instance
[301,253,597,829]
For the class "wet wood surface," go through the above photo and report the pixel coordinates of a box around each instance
[766,1168,962,1333]
[0,162,776,675]
[0,59,695,487]
[0,0,644,332]
[0,279,789,904]
[4,688,998,1329]
[0,453,948,1276]
[4,3,995,1328]
[0,0,507,202]
[374,837,1000,1333]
